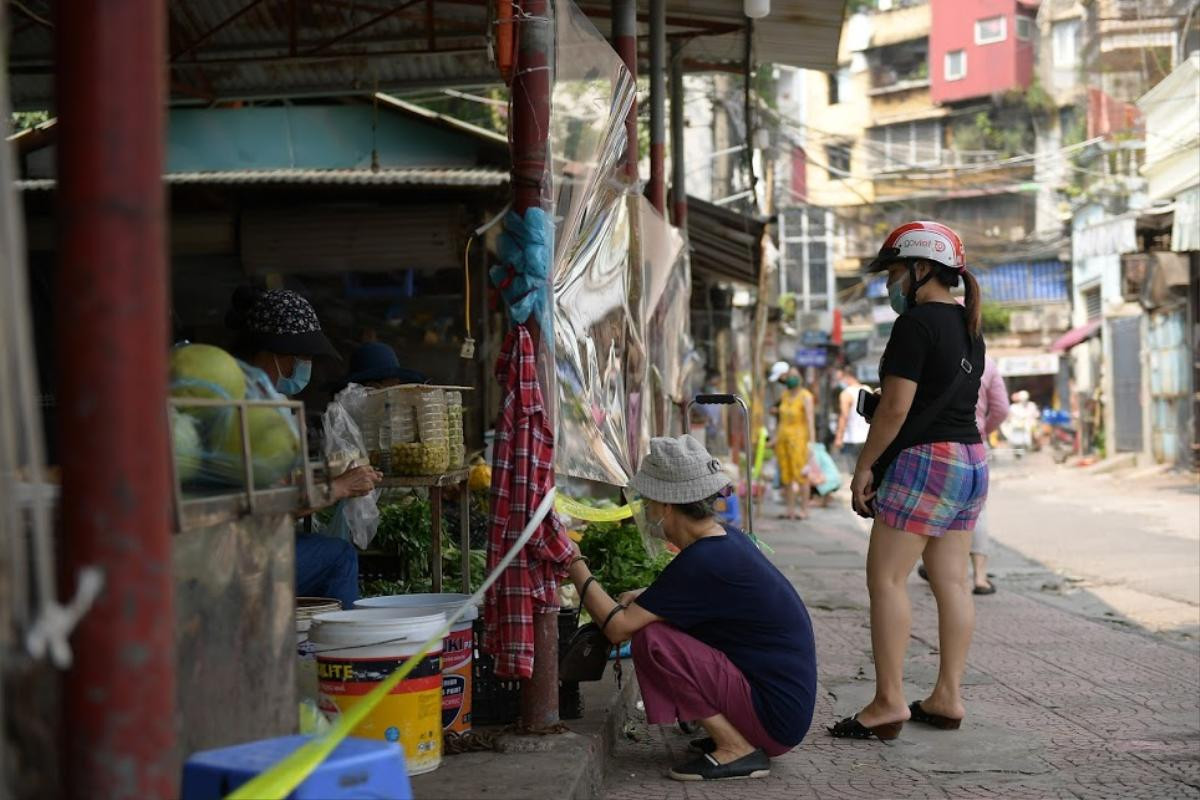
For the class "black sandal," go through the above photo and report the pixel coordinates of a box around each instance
[908,701,962,730]
[973,581,997,595]
[826,716,903,741]
[669,749,770,781]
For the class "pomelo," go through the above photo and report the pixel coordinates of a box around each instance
[211,406,301,489]
[170,344,246,418]
[170,408,203,484]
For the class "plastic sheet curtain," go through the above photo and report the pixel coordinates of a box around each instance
[548,1,637,485]
[547,0,693,485]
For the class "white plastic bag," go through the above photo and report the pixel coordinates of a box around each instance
[322,398,380,549]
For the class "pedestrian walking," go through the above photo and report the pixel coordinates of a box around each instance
[833,367,870,475]
[773,368,816,521]
[1001,390,1039,455]
[564,435,817,780]
[831,221,988,741]
[919,355,1008,594]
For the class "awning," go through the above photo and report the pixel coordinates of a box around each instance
[686,196,766,286]
[15,167,509,191]
[1050,319,1103,352]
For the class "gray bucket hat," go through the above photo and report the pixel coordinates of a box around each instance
[629,435,731,505]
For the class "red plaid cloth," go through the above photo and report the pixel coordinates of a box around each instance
[483,325,573,679]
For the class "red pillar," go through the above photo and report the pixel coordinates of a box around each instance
[55,3,176,798]
[612,0,639,182]
[648,0,666,213]
[509,0,560,730]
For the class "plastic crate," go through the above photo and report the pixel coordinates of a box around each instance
[472,608,584,725]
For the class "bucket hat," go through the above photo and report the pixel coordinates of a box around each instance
[629,435,731,505]
[342,342,427,387]
[226,287,340,360]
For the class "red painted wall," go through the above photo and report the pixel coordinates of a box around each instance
[930,0,1035,104]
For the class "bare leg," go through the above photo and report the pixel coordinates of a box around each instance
[697,712,755,764]
[922,530,974,721]
[971,552,990,590]
[857,519,927,727]
[796,478,810,519]
[783,481,796,519]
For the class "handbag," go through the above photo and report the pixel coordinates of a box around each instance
[861,332,983,517]
[558,601,626,683]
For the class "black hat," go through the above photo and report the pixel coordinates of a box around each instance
[340,342,427,388]
[226,287,340,360]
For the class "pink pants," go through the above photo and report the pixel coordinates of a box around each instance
[631,622,791,757]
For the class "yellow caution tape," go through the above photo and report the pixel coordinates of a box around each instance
[752,426,769,481]
[554,494,640,522]
[228,490,559,799]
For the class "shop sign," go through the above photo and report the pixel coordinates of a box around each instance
[794,347,828,367]
[997,354,1060,377]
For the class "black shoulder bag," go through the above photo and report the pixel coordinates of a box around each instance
[862,332,984,517]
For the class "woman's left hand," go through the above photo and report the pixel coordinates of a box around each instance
[333,465,383,501]
[851,468,876,517]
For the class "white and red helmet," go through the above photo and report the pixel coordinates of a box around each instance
[866,221,966,274]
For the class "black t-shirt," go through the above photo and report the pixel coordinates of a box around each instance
[635,526,817,747]
[879,302,984,447]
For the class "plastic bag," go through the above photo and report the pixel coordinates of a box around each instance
[169,344,302,491]
[322,397,380,550]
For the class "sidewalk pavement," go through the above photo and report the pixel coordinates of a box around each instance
[602,495,1200,800]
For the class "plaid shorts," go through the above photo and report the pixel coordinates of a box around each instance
[875,442,989,537]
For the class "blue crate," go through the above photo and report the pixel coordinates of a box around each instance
[182,735,413,800]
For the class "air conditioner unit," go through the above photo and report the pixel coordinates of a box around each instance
[1009,311,1041,333]
[1042,307,1071,331]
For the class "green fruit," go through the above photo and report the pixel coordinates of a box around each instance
[170,344,246,419]
[211,407,300,488]
[170,408,203,484]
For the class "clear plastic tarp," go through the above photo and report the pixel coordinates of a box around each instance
[547,0,695,486]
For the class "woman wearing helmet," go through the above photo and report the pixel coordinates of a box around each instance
[829,222,988,741]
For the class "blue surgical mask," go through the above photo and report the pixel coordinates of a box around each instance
[274,356,312,396]
[888,281,909,315]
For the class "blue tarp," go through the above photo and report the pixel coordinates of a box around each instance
[866,260,1068,304]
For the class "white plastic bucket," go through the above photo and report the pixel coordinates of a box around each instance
[295,597,342,709]
[309,608,445,776]
[355,594,479,733]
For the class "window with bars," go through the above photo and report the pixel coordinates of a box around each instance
[1083,286,1102,321]
[824,143,851,178]
[867,121,943,172]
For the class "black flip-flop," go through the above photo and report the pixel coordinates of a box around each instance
[973,581,997,595]
[669,749,770,781]
[917,564,930,582]
[827,716,903,741]
[908,701,962,730]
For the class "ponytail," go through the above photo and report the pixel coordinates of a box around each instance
[962,270,982,339]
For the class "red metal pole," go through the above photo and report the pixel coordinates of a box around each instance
[612,0,638,182]
[509,0,560,730]
[670,41,688,228]
[648,0,666,213]
[55,2,176,798]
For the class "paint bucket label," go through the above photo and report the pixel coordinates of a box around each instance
[441,625,473,732]
[318,652,444,776]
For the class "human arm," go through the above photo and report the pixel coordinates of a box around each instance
[834,389,853,448]
[851,375,917,515]
[294,465,383,519]
[566,542,661,645]
[982,365,1009,436]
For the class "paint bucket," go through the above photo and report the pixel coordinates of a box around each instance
[355,594,479,734]
[308,609,445,776]
[295,597,342,708]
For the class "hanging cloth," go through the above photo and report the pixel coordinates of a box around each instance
[483,325,573,679]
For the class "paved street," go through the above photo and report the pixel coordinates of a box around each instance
[602,464,1200,799]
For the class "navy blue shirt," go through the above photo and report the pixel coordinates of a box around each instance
[635,526,817,746]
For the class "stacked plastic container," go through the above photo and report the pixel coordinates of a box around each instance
[445,390,465,470]
[389,387,449,476]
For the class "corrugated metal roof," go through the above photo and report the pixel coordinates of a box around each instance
[15,167,509,191]
[687,195,766,286]
[6,0,845,108]
[867,260,1069,304]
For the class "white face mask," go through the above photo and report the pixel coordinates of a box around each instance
[645,503,668,539]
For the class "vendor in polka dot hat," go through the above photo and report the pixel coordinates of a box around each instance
[226,287,381,609]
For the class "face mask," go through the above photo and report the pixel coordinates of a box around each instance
[888,281,909,315]
[274,356,312,396]
[785,377,800,389]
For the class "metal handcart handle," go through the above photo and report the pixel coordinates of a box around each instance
[684,393,753,538]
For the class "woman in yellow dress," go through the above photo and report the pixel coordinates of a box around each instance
[774,369,816,521]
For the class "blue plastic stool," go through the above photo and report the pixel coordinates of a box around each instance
[181,735,413,800]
